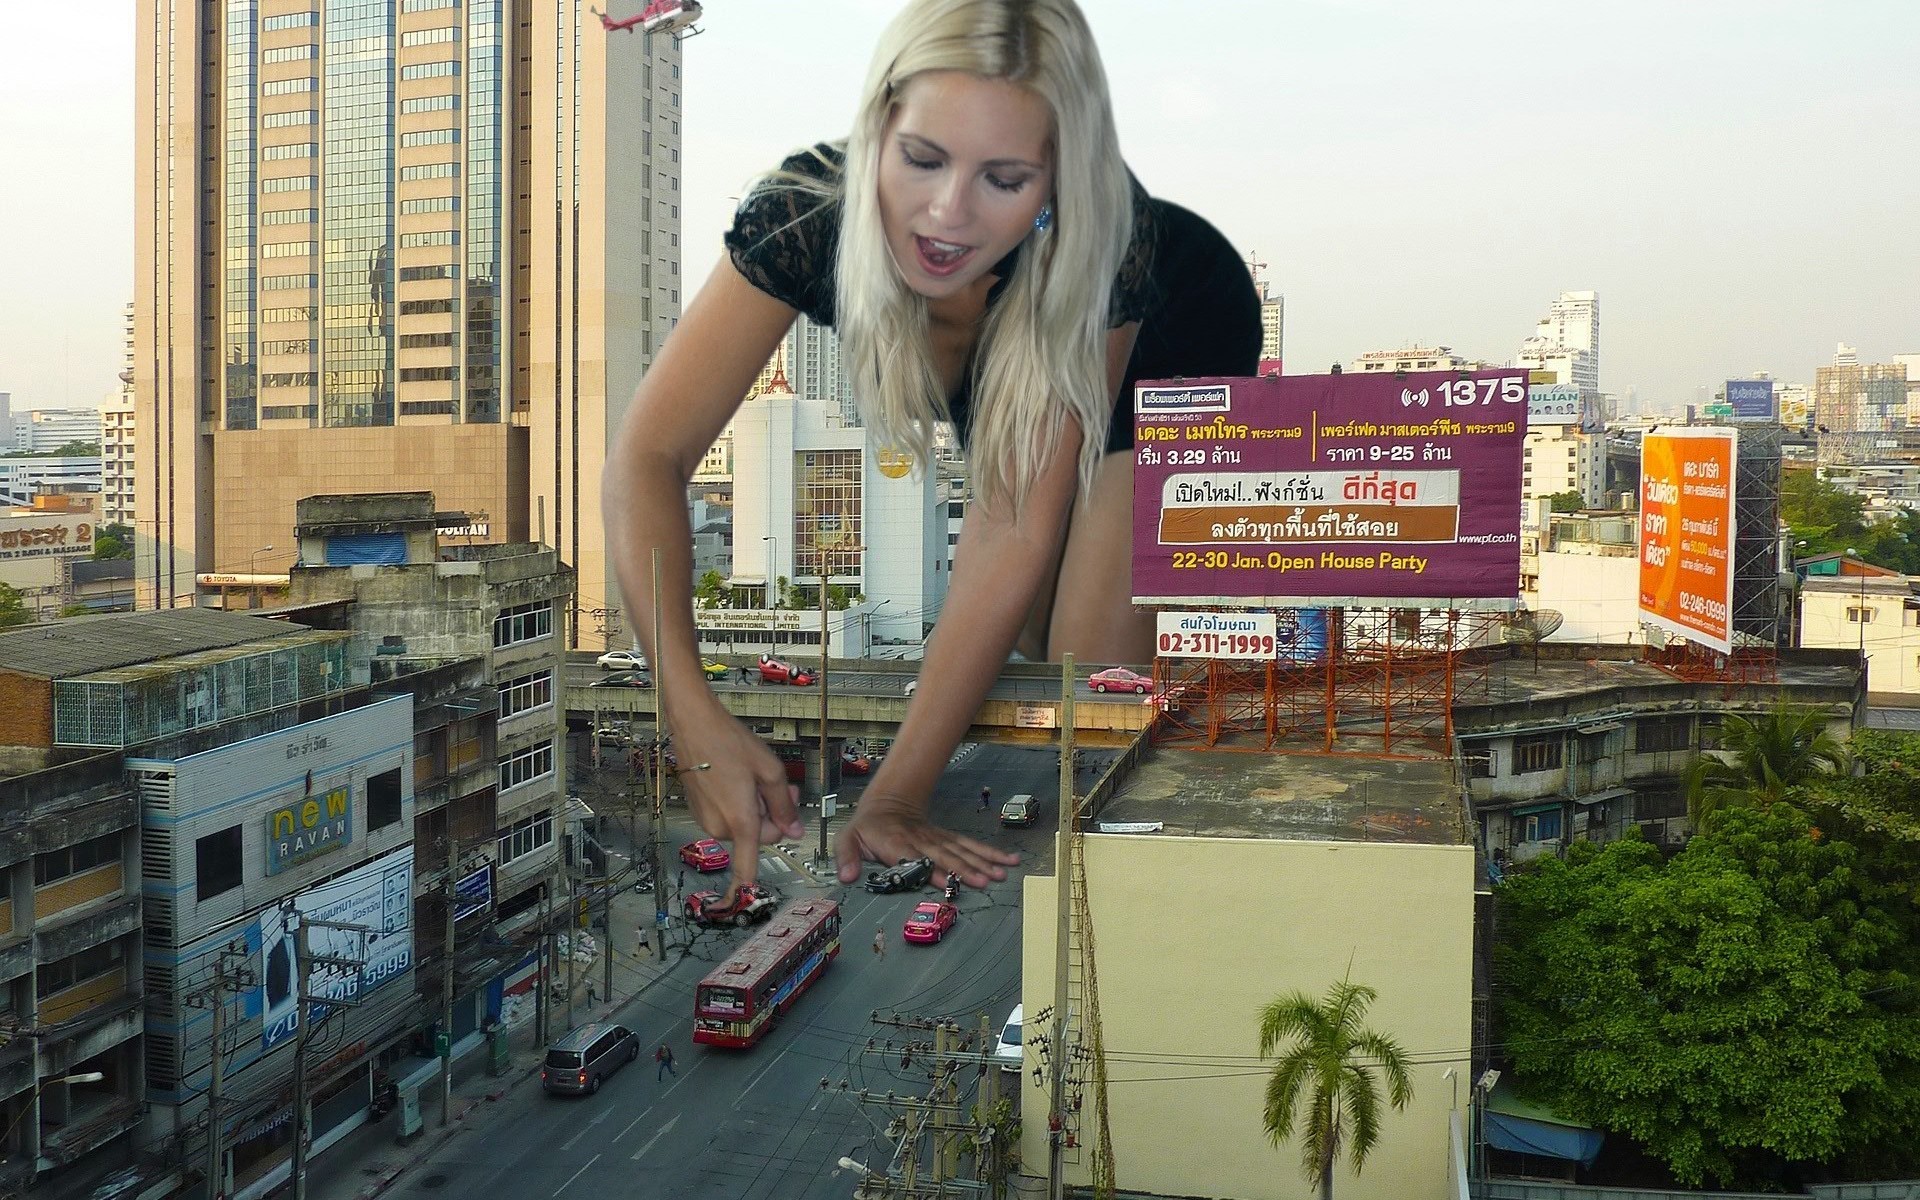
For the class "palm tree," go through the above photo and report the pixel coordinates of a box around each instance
[1685,706,1850,830]
[1258,974,1413,1200]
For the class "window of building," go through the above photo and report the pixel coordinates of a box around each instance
[263,109,316,128]
[400,162,459,181]
[1512,734,1562,774]
[1847,606,1875,623]
[399,230,459,248]
[499,740,554,793]
[1634,715,1690,754]
[400,332,455,349]
[401,93,458,114]
[400,263,457,281]
[33,832,120,886]
[262,142,316,160]
[263,11,317,30]
[399,195,459,214]
[401,60,459,80]
[498,669,554,720]
[195,825,244,901]
[1514,807,1562,843]
[498,809,554,866]
[1636,786,1687,820]
[260,208,316,226]
[1576,730,1611,765]
[262,77,316,96]
[1698,715,1723,751]
[1463,746,1496,778]
[399,298,456,315]
[947,501,964,518]
[401,26,457,46]
[400,128,459,147]
[37,943,122,999]
[368,767,403,831]
[493,600,553,648]
[402,0,458,10]
[262,175,316,192]
[262,44,316,64]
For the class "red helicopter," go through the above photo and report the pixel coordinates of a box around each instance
[592,0,703,39]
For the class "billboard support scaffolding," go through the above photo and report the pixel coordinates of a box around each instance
[1150,607,1508,757]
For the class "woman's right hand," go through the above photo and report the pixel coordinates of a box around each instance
[669,707,805,898]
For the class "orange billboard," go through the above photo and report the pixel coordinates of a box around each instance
[1638,429,1737,652]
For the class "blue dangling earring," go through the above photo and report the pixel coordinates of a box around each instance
[1034,205,1053,232]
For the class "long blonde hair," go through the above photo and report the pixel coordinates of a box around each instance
[801,0,1131,509]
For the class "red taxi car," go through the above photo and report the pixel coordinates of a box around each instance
[684,884,779,928]
[678,838,731,872]
[1089,667,1152,694]
[902,900,958,945]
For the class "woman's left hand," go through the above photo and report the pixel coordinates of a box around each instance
[836,793,1019,891]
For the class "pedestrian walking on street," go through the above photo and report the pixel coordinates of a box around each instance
[677,868,687,895]
[872,926,887,961]
[587,979,599,1005]
[979,786,992,812]
[655,1043,677,1080]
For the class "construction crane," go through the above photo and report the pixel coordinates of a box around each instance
[592,0,704,39]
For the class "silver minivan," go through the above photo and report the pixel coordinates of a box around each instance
[541,1022,639,1095]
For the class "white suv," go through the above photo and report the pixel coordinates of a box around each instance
[994,1003,1023,1074]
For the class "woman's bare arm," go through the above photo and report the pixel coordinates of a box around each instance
[604,261,807,892]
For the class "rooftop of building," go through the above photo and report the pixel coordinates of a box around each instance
[1096,745,1466,847]
[0,608,308,680]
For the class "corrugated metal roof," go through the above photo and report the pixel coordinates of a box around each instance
[0,608,309,680]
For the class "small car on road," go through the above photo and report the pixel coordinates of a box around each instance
[999,794,1036,828]
[701,660,731,680]
[757,655,818,686]
[865,856,934,894]
[684,883,779,928]
[596,649,648,672]
[840,747,871,775]
[902,900,957,944]
[994,1005,1024,1073]
[678,838,731,872]
[1089,667,1153,694]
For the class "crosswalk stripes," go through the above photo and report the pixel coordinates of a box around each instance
[760,854,793,874]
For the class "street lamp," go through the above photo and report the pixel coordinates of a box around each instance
[1,1072,106,1158]
[761,535,778,617]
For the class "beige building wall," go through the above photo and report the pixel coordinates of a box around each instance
[209,425,526,575]
[1021,835,1474,1200]
[523,9,681,651]
[1802,577,1914,694]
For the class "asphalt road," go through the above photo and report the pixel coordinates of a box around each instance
[567,655,1156,706]
[390,744,1060,1200]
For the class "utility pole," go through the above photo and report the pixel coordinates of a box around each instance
[818,567,831,865]
[535,875,551,1046]
[192,943,253,1200]
[564,873,577,1031]
[1049,653,1076,1200]
[289,916,369,1200]
[440,832,457,1127]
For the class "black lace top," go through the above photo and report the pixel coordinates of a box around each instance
[726,142,1156,332]
[725,141,1260,455]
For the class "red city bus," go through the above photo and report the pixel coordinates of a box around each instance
[693,899,842,1048]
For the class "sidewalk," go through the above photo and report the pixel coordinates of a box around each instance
[296,889,678,1200]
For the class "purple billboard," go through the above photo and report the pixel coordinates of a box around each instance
[1131,370,1527,609]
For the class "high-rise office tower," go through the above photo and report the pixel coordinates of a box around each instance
[135,2,681,648]
[1516,290,1599,394]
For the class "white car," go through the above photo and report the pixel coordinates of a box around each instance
[596,649,648,672]
[903,678,918,697]
[994,1003,1023,1074]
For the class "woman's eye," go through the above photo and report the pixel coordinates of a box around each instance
[900,148,940,171]
[986,174,1028,194]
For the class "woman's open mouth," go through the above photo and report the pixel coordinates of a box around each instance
[914,234,974,278]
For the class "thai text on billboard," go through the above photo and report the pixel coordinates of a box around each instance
[253,846,414,1050]
[1154,611,1280,660]
[1638,429,1737,653]
[1726,379,1775,422]
[1131,370,1526,609]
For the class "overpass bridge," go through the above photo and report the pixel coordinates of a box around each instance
[565,659,1157,750]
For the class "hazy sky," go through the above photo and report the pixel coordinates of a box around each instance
[4,1,1917,414]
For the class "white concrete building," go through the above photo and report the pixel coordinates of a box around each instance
[1524,511,1641,644]
[8,407,102,454]
[724,372,944,656]
[1348,345,1480,375]
[1801,573,1914,694]
[0,456,102,507]
[1521,423,1604,522]
[1517,290,1600,393]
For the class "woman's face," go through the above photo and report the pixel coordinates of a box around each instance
[877,71,1054,303]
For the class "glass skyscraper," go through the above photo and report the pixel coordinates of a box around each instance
[137,0,682,648]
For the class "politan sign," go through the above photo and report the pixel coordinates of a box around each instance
[1131,370,1527,609]
[1638,428,1737,653]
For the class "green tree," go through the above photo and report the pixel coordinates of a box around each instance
[1546,490,1583,513]
[1257,974,1413,1199]
[93,534,129,560]
[1496,809,1920,1187]
[0,582,33,630]
[692,569,725,606]
[1782,468,1867,557]
[58,603,91,618]
[1684,706,1849,830]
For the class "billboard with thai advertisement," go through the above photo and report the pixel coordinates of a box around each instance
[1726,379,1776,422]
[1638,429,1737,653]
[1131,370,1527,609]
[250,846,414,1050]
